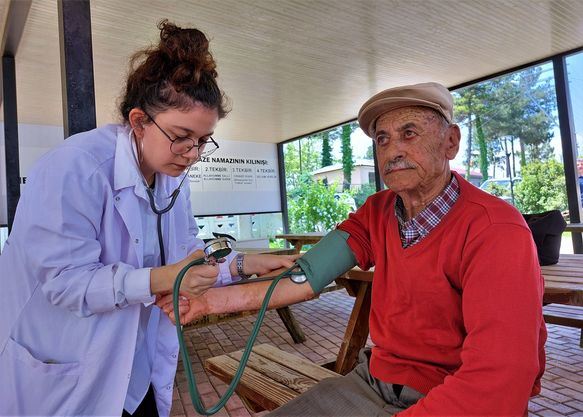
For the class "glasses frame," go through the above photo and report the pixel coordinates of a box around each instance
[143,110,219,157]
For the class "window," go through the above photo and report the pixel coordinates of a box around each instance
[452,62,564,214]
[194,213,284,248]
[282,122,377,233]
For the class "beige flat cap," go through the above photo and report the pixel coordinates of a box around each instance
[358,82,453,137]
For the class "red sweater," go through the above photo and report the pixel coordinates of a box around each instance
[338,173,546,416]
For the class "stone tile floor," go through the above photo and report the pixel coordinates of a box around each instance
[170,290,583,417]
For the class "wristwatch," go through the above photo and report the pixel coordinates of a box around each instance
[236,253,251,280]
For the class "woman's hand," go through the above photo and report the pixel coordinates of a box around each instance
[150,250,218,296]
[230,254,300,277]
[179,263,219,297]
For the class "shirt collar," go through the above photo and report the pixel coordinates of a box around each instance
[395,174,460,247]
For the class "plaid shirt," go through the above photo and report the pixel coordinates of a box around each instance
[395,175,460,248]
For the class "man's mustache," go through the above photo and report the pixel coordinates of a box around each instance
[384,159,415,173]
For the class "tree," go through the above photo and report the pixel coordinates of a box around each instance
[514,160,567,213]
[364,144,374,160]
[287,174,352,232]
[283,136,321,189]
[453,66,556,180]
[341,124,355,190]
[475,114,488,181]
[454,84,489,180]
[321,131,333,167]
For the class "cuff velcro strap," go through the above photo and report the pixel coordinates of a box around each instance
[296,229,357,294]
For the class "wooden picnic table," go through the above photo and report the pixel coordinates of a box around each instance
[335,254,583,374]
[236,247,296,255]
[540,254,583,306]
[565,223,583,233]
[275,232,326,253]
[204,254,583,412]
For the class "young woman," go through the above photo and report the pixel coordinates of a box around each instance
[0,20,295,417]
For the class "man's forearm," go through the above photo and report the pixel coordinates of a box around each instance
[188,279,316,318]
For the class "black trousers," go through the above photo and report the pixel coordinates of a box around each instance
[122,385,159,417]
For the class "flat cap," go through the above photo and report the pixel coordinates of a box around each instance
[358,82,453,137]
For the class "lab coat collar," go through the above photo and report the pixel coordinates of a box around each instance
[113,124,187,200]
[114,125,144,192]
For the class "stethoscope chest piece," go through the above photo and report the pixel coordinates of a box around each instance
[204,238,233,261]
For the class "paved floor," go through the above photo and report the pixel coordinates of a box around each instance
[170,290,583,417]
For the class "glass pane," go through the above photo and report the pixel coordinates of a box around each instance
[567,51,583,204]
[452,62,570,251]
[194,213,284,248]
[282,122,377,234]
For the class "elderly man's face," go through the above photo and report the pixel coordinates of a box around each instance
[374,107,460,196]
[577,159,583,176]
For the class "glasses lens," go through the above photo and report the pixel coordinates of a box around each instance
[171,138,195,155]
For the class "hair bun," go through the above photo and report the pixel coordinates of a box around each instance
[157,19,217,85]
[119,20,229,122]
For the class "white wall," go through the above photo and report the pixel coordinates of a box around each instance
[0,123,65,225]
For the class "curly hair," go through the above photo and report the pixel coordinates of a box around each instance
[119,20,229,121]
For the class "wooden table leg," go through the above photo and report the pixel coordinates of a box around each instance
[276,306,306,343]
[334,281,372,375]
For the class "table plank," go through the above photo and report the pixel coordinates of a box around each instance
[252,343,339,380]
[275,233,326,253]
[565,223,583,233]
[205,353,298,410]
[228,350,318,394]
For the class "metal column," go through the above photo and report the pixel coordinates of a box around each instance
[58,0,96,138]
[1,0,32,232]
[3,55,20,232]
[553,56,582,253]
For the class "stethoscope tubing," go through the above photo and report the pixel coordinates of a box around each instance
[173,258,297,415]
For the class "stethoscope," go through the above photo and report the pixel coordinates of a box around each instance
[129,129,192,266]
[130,129,309,415]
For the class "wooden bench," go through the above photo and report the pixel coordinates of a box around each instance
[205,343,339,412]
[543,304,583,347]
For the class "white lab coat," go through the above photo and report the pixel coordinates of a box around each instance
[0,124,236,416]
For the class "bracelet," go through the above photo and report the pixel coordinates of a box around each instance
[236,253,251,279]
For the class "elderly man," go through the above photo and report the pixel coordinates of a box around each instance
[160,82,546,416]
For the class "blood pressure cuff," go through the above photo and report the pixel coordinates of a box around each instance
[296,229,357,294]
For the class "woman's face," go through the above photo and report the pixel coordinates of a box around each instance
[134,105,219,183]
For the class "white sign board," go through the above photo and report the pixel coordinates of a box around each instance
[188,139,281,216]
[1,125,281,223]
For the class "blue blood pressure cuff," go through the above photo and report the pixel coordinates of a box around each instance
[295,229,357,294]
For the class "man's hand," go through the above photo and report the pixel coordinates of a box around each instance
[156,293,191,325]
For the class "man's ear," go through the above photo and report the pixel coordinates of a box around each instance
[445,124,461,160]
[128,108,148,136]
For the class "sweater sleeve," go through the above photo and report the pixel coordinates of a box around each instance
[337,196,376,270]
[397,223,546,416]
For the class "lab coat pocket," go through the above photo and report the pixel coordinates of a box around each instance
[0,337,82,415]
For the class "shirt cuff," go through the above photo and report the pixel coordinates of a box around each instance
[124,268,155,304]
[215,250,241,287]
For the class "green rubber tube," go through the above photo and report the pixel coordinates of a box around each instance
[173,258,296,415]
[172,229,356,415]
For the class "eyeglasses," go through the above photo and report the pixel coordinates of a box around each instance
[143,110,219,158]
